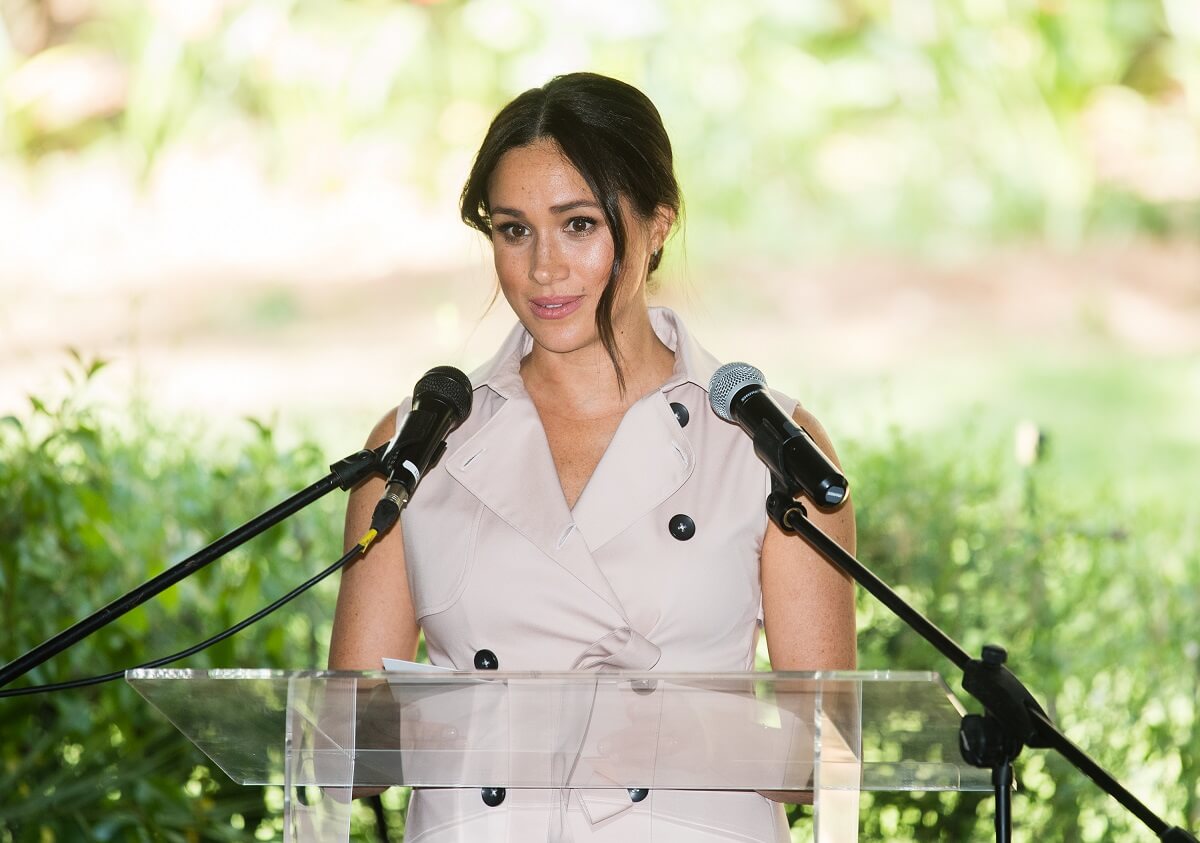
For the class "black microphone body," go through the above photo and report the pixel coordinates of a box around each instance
[709,363,848,509]
[371,366,473,533]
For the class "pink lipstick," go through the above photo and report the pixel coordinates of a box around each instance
[529,296,583,320]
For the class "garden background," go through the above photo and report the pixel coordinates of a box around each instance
[1,0,1198,840]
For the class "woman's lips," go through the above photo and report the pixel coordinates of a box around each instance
[529,296,584,320]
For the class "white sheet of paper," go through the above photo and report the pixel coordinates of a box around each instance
[382,657,454,673]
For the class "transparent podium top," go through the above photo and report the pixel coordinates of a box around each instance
[127,669,990,793]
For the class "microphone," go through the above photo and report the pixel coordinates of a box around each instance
[370,366,473,534]
[708,362,848,508]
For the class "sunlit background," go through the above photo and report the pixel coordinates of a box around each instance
[4,0,1198,466]
[2,1,1198,840]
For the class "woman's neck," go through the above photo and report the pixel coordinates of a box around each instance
[519,311,675,419]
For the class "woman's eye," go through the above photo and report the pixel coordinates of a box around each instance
[497,222,528,241]
[567,216,596,234]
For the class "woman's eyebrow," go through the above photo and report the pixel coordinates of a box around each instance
[550,199,601,214]
[490,199,600,218]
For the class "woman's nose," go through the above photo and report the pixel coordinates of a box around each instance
[530,235,568,285]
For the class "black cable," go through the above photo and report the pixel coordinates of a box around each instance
[0,544,365,698]
[369,793,391,843]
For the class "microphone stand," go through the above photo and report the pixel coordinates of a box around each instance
[765,479,1198,843]
[0,445,387,691]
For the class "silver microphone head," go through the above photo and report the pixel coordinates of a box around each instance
[708,362,766,422]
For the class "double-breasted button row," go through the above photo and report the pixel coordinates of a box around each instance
[481,786,648,808]
[475,649,502,806]
[667,400,695,541]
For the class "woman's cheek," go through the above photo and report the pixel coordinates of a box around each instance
[572,238,615,286]
[493,248,525,291]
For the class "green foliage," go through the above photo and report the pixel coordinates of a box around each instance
[2,363,1196,840]
[2,1,1197,256]
[846,427,1200,841]
[0,356,348,841]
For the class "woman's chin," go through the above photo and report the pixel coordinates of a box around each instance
[524,325,603,360]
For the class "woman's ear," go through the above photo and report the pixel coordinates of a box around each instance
[651,204,677,252]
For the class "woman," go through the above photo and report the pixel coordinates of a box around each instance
[329,72,856,842]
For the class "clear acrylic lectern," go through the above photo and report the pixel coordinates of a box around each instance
[127,669,989,841]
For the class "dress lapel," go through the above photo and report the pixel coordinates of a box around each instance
[570,394,694,551]
[444,392,630,616]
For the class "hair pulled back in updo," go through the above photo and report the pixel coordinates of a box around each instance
[460,72,682,391]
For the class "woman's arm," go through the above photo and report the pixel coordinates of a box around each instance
[329,409,422,671]
[759,406,857,804]
[328,411,422,799]
[760,405,857,671]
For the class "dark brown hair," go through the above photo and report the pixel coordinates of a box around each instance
[460,72,681,391]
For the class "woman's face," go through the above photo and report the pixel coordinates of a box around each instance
[486,138,664,361]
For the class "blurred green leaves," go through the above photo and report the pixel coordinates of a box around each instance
[0,354,348,840]
[846,424,1200,840]
[3,357,1197,840]
[2,0,1197,258]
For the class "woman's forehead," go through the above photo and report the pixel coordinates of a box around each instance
[488,139,597,211]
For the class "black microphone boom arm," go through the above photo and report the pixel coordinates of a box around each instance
[765,481,1197,843]
[0,445,387,691]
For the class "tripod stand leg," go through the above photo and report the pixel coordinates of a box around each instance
[993,758,1013,843]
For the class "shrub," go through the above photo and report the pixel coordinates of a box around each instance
[845,427,1199,841]
[0,359,348,841]
[1,365,1195,840]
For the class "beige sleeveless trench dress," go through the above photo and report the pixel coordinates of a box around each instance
[398,308,793,842]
